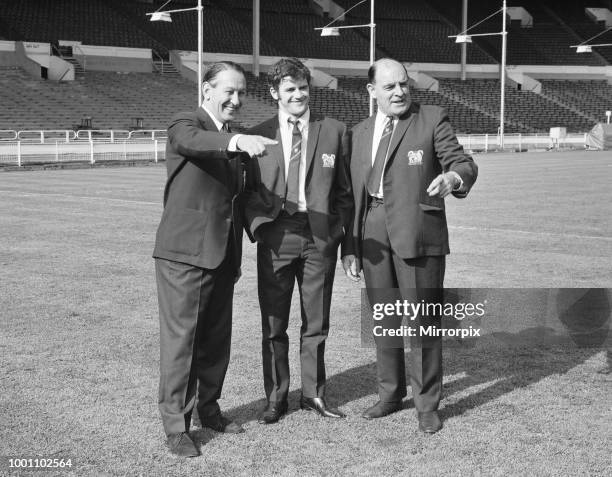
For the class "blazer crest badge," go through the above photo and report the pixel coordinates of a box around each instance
[407,150,424,165]
[321,153,336,168]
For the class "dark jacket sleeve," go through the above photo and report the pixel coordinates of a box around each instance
[167,112,234,159]
[433,108,478,198]
[333,122,354,257]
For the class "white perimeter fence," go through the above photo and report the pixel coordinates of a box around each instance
[0,130,590,166]
[0,129,167,166]
[457,132,588,152]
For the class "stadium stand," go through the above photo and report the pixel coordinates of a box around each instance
[427,0,611,66]
[332,0,496,63]
[0,0,610,135]
[540,80,612,123]
[113,0,285,57]
[439,79,595,133]
[0,0,169,56]
[374,19,495,64]
[0,68,274,131]
[217,0,388,61]
[336,76,520,133]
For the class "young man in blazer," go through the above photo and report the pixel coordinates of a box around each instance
[345,58,478,434]
[243,58,354,424]
[153,61,276,457]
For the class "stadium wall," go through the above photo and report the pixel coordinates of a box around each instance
[73,45,152,73]
[192,51,612,86]
[14,42,45,79]
[0,41,17,66]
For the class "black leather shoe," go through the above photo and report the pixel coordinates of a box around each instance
[257,401,288,424]
[200,413,245,434]
[300,397,346,418]
[417,411,442,434]
[361,400,403,419]
[166,432,200,458]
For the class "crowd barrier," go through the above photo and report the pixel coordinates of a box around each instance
[0,130,591,167]
[0,130,167,166]
[457,133,588,152]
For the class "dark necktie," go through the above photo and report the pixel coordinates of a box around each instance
[367,116,394,196]
[284,118,302,214]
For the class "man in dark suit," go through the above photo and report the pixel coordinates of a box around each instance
[243,58,353,424]
[153,61,276,457]
[345,58,478,434]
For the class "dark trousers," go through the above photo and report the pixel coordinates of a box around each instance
[155,251,234,436]
[257,212,337,404]
[362,200,444,412]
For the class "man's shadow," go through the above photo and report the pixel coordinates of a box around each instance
[440,288,611,420]
[195,288,610,438]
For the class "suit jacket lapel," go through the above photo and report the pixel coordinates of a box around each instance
[271,117,285,184]
[361,115,376,185]
[385,102,419,169]
[305,118,321,177]
[198,107,218,132]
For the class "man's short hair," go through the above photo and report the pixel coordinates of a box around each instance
[203,61,246,86]
[367,58,407,84]
[268,57,311,91]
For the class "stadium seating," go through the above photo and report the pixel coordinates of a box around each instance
[0,0,168,55]
[0,67,274,131]
[439,79,595,132]
[0,1,609,134]
[336,76,515,133]
[540,80,612,123]
[334,0,442,21]
[2,0,610,65]
[427,0,611,66]
[113,0,284,57]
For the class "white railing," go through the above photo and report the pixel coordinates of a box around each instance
[0,130,593,167]
[0,135,166,167]
[457,133,588,152]
[1,129,167,144]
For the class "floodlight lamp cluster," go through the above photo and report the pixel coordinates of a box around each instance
[571,26,612,53]
[455,35,473,44]
[150,11,172,22]
[320,27,340,37]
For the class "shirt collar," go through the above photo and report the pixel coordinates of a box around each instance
[279,109,310,130]
[201,105,225,132]
[375,110,395,127]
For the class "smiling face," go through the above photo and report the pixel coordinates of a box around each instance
[270,76,310,119]
[202,68,246,123]
[367,60,411,118]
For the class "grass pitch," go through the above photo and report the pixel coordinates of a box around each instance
[1,151,611,476]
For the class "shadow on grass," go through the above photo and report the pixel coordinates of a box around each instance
[199,290,610,428]
[440,334,611,422]
[439,287,611,420]
[193,360,380,428]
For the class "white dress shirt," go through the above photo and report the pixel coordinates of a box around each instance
[202,105,241,151]
[279,109,309,212]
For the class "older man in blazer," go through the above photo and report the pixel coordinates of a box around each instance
[153,61,276,457]
[243,58,353,424]
[345,58,478,434]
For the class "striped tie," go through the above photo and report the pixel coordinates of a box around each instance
[367,116,394,196]
[284,118,302,214]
